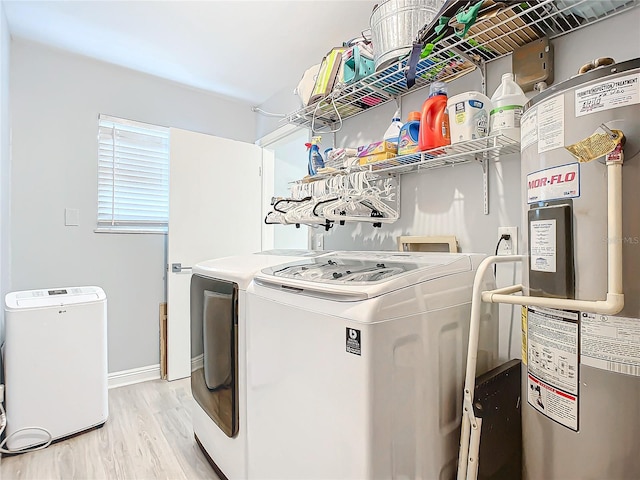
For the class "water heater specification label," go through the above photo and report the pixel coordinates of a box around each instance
[527,306,579,431]
[581,313,640,377]
[530,220,557,273]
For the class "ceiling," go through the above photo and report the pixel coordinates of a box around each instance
[3,0,378,105]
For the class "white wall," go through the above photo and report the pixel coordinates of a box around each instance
[0,2,10,347]
[255,85,302,140]
[10,39,257,373]
[257,9,640,362]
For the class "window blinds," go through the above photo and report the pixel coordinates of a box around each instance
[97,115,169,232]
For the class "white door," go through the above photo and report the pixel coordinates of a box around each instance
[167,128,262,380]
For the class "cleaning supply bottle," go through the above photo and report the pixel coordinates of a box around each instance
[383,109,403,152]
[398,111,421,156]
[446,91,492,144]
[305,136,324,176]
[418,82,451,151]
[489,73,528,141]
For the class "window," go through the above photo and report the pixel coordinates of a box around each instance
[96,114,170,233]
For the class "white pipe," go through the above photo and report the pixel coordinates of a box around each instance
[608,163,623,294]
[478,161,625,315]
[463,256,523,401]
[483,290,624,315]
[457,255,519,480]
[487,284,524,296]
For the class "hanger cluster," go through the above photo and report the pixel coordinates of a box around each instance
[265,171,399,231]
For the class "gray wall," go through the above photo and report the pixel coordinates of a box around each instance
[0,2,10,347]
[10,39,257,373]
[256,86,302,140]
[257,10,640,361]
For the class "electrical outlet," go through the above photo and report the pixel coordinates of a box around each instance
[498,227,518,255]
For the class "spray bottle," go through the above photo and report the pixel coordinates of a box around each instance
[305,136,325,176]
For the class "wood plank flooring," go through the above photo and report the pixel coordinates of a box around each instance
[0,378,220,480]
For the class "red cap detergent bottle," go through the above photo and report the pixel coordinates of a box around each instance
[418,82,451,151]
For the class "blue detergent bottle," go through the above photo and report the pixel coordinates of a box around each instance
[398,111,421,156]
[306,136,325,176]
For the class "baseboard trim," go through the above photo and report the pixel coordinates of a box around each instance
[192,353,204,372]
[108,364,161,389]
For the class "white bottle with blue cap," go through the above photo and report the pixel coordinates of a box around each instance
[383,109,403,152]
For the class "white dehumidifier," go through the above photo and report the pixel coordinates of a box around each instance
[3,286,108,450]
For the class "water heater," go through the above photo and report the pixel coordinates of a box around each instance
[520,59,640,479]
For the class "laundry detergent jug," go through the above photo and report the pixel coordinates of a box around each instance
[490,72,527,141]
[447,91,491,144]
[419,82,450,151]
[398,111,421,156]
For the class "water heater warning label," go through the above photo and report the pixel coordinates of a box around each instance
[346,328,361,356]
[527,307,579,431]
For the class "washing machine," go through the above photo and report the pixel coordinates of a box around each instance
[190,249,329,479]
[245,251,499,480]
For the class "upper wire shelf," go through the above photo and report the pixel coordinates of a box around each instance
[286,0,640,131]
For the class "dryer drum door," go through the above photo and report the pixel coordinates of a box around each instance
[190,274,239,437]
[203,291,233,389]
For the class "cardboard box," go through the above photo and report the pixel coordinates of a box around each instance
[358,152,397,166]
[357,141,397,157]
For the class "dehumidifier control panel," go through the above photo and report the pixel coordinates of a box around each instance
[5,286,106,309]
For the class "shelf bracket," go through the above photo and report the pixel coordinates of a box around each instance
[449,46,486,95]
[480,155,489,215]
[393,96,401,113]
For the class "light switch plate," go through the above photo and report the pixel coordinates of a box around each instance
[65,208,79,226]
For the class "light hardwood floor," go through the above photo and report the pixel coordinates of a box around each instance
[0,378,220,480]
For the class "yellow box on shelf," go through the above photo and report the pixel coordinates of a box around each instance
[357,140,397,157]
[358,152,397,166]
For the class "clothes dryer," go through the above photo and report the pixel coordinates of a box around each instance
[190,249,328,479]
[245,251,498,480]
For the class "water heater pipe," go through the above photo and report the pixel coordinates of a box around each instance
[457,160,625,480]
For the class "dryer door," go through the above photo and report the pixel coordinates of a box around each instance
[190,274,239,437]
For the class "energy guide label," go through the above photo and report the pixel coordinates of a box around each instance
[527,306,579,431]
[581,313,640,377]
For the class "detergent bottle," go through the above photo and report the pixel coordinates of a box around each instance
[446,91,491,144]
[383,109,403,152]
[305,136,324,176]
[398,111,421,156]
[489,73,528,141]
[419,82,451,151]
